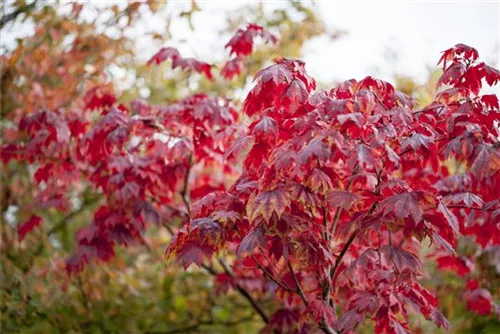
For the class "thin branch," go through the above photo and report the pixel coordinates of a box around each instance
[412,104,446,115]
[181,155,193,217]
[321,206,329,240]
[233,227,293,292]
[323,231,357,300]
[324,180,380,301]
[322,167,359,302]
[329,167,358,239]
[167,168,269,325]
[398,134,453,157]
[0,0,38,29]
[201,262,219,276]
[377,230,382,268]
[147,314,256,334]
[287,261,308,305]
[252,254,293,292]
[288,261,338,334]
[329,233,359,303]
[156,224,269,324]
[329,208,342,241]
[47,195,101,236]
[319,322,338,334]
[372,92,389,111]
[76,277,90,312]
[218,258,269,323]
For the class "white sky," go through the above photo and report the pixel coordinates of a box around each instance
[2,0,499,90]
[309,1,500,83]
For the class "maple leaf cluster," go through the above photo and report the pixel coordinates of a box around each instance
[147,46,214,80]
[3,19,499,333]
[166,44,500,333]
[221,23,278,80]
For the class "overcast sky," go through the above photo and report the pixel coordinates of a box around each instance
[2,0,499,90]
[309,1,500,83]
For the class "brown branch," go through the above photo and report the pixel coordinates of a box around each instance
[319,322,337,334]
[323,195,381,302]
[321,206,329,240]
[322,167,359,304]
[323,231,357,300]
[329,167,358,238]
[0,0,38,29]
[147,314,256,334]
[398,134,454,157]
[287,261,308,306]
[372,92,389,111]
[218,258,269,323]
[161,223,270,324]
[252,254,293,292]
[288,261,337,334]
[181,155,193,217]
[201,263,219,276]
[47,195,101,236]
[232,227,293,292]
[76,276,90,312]
[412,104,446,115]
[168,163,269,324]
[377,230,383,268]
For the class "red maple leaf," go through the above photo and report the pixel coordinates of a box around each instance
[221,57,244,80]
[436,255,474,276]
[225,23,277,57]
[464,289,494,315]
[17,215,43,241]
[147,46,180,66]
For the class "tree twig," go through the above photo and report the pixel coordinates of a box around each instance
[181,155,193,217]
[47,195,101,236]
[330,167,358,238]
[0,0,39,29]
[322,231,357,300]
[218,258,269,323]
[287,261,308,305]
[252,254,293,292]
[76,276,90,312]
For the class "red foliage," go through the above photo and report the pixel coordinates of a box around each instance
[222,24,278,80]
[464,288,494,316]
[17,215,43,241]
[436,255,474,276]
[147,46,213,80]
[167,43,500,332]
[4,32,499,333]
[225,23,278,57]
